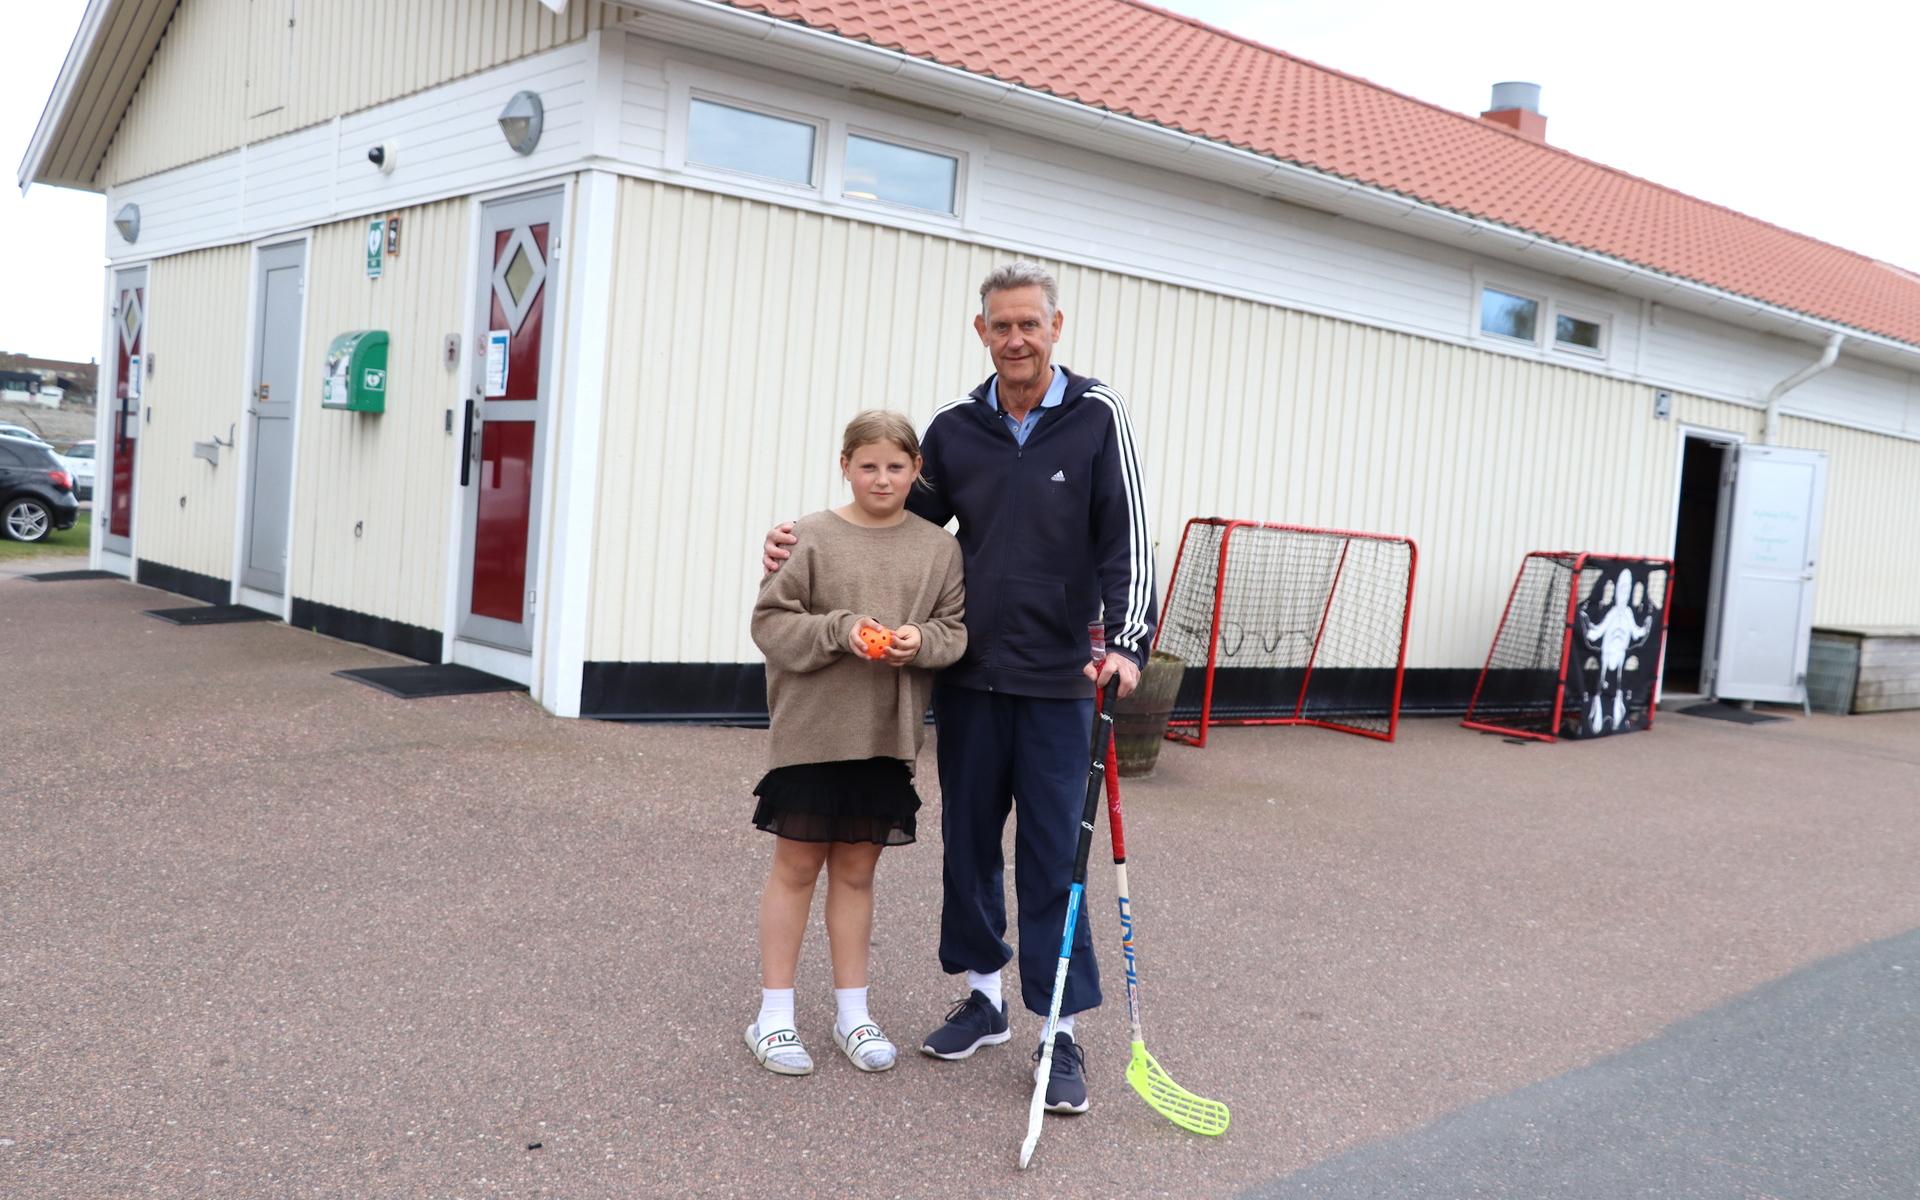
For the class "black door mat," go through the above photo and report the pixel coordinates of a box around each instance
[145,604,277,625]
[334,663,525,699]
[23,569,122,581]
[1673,701,1787,725]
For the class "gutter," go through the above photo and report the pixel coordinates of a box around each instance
[1763,332,1845,444]
[618,0,1920,368]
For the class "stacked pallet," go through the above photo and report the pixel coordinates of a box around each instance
[1808,627,1920,714]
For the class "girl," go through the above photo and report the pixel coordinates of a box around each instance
[746,410,966,1075]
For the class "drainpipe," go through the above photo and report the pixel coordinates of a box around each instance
[1763,332,1844,444]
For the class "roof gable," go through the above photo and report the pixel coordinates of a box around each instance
[19,0,181,191]
[723,0,1920,349]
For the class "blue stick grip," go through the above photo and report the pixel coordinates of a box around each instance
[1057,883,1084,957]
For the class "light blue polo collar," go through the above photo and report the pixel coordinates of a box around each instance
[987,365,1068,414]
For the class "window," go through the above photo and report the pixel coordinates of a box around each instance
[1555,311,1604,355]
[843,134,959,214]
[668,67,981,221]
[686,98,817,186]
[1480,287,1539,343]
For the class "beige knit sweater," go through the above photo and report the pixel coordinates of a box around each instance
[752,510,967,771]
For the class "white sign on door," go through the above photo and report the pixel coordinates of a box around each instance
[484,330,510,397]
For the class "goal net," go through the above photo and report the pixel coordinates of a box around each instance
[1462,552,1673,741]
[1156,519,1418,744]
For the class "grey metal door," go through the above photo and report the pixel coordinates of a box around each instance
[242,241,304,594]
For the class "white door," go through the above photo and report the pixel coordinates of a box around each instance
[240,241,304,596]
[1709,445,1828,704]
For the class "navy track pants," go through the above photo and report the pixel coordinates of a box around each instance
[934,682,1102,1018]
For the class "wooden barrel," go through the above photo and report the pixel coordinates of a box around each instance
[1111,651,1187,778]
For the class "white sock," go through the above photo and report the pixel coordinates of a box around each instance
[834,986,871,1035]
[966,969,1003,1007]
[758,987,795,1033]
[1054,1013,1076,1040]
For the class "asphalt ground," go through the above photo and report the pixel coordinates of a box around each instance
[3,570,1917,1198]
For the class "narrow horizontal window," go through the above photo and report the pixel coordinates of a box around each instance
[1555,312,1604,353]
[687,98,816,186]
[1480,287,1539,343]
[843,134,959,214]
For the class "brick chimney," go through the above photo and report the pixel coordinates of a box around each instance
[1481,81,1546,143]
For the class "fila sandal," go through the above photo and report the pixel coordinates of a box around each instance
[745,1021,814,1076]
[838,1021,898,1073]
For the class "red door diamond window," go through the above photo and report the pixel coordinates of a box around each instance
[470,223,548,624]
[110,287,143,538]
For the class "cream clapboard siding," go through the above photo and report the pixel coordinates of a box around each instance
[1777,415,1920,629]
[133,244,251,581]
[99,0,610,187]
[286,199,467,633]
[590,182,1817,671]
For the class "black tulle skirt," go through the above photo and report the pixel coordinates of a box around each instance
[752,757,921,846]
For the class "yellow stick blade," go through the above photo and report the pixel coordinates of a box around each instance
[1127,1042,1230,1136]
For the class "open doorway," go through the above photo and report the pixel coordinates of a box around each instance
[1666,431,1736,694]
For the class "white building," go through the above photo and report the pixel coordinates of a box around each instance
[21,0,1920,719]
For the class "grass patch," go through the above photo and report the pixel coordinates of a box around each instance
[0,508,91,561]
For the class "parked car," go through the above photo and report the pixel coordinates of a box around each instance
[59,439,96,500]
[0,437,79,542]
[0,422,54,446]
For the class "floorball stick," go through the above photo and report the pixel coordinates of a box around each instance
[1018,678,1118,1170]
[1101,712,1231,1136]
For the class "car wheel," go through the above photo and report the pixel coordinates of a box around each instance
[2,497,53,542]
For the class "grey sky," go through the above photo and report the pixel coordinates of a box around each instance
[6,0,1916,363]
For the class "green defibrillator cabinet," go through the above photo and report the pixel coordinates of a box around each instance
[321,330,389,413]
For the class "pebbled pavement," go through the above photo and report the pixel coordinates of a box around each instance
[3,574,1919,1198]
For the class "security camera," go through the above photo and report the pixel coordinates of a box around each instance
[367,141,397,173]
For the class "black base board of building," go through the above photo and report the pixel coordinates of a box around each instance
[582,661,771,723]
[23,569,122,581]
[135,559,229,605]
[581,661,1489,723]
[335,664,525,699]
[290,597,443,665]
[145,604,276,626]
[1175,666,1486,722]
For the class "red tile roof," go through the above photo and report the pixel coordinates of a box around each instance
[724,0,1920,349]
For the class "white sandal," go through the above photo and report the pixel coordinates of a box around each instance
[838,1021,898,1073]
[745,1021,814,1076]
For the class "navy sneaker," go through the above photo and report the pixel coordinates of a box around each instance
[1031,1032,1089,1114]
[920,990,1011,1059]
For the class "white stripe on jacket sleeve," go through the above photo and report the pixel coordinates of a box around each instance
[1086,384,1154,659]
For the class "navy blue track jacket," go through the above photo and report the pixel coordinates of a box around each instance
[907,368,1157,699]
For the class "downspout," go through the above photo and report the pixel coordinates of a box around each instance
[1763,332,1844,444]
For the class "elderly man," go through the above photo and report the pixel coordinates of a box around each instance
[764,261,1156,1114]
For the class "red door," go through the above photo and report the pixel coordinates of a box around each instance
[105,269,146,555]
[458,190,560,654]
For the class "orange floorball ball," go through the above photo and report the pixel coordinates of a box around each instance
[858,626,893,659]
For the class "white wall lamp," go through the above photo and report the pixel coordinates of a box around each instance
[113,203,140,243]
[498,91,545,156]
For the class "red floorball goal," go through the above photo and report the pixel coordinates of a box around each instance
[1155,519,1418,744]
[1462,552,1674,742]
